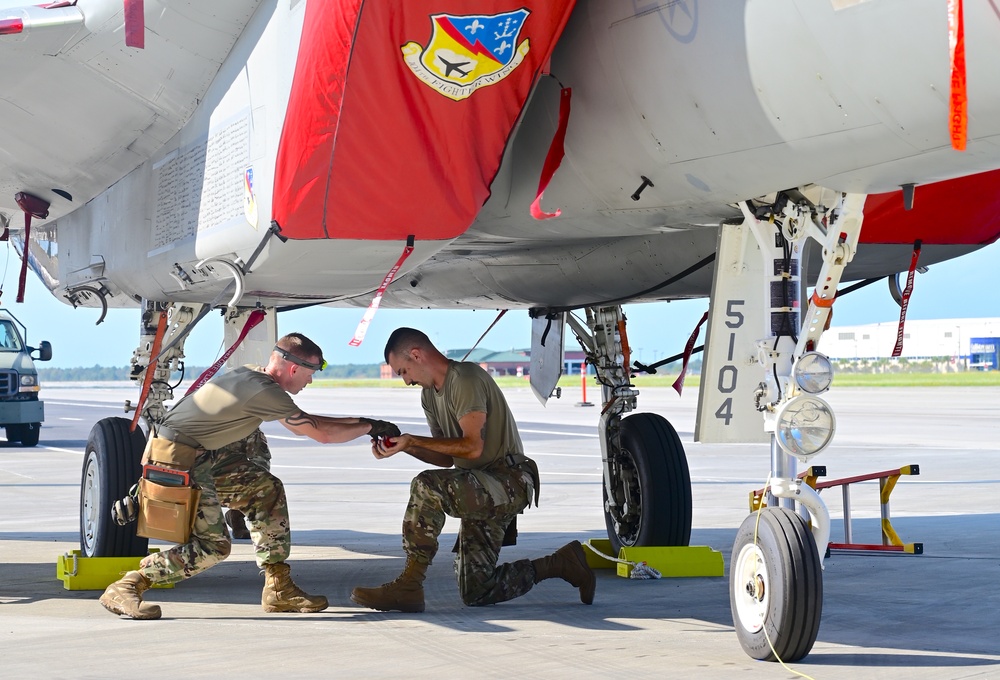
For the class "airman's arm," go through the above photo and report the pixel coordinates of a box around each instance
[373,411,485,467]
[280,411,373,443]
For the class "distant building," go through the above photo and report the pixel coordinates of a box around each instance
[446,348,530,377]
[562,350,590,377]
[819,317,1000,369]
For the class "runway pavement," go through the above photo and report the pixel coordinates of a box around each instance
[1,383,998,679]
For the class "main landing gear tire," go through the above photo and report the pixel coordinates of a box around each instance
[603,412,692,555]
[730,507,823,662]
[80,417,149,557]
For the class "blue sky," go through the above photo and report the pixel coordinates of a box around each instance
[3,239,998,368]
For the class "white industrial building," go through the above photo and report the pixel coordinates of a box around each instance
[819,317,1000,365]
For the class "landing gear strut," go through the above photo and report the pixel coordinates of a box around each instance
[716,190,864,661]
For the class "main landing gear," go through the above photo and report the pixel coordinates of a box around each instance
[567,306,693,556]
[80,417,148,557]
[79,300,201,557]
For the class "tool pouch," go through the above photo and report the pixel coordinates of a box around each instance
[141,436,199,470]
[136,477,200,544]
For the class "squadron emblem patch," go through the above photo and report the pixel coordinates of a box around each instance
[402,9,530,101]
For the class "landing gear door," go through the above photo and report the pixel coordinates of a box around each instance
[695,223,768,444]
[223,308,278,370]
[530,313,565,406]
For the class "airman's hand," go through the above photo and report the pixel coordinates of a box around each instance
[359,417,402,439]
[371,434,407,459]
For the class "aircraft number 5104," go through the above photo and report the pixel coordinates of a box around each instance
[715,300,744,425]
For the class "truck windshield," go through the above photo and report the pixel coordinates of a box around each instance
[0,320,24,351]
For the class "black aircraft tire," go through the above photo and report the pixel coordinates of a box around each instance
[603,412,692,554]
[730,507,823,662]
[80,417,148,557]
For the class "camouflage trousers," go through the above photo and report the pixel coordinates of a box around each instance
[139,430,289,585]
[403,463,535,606]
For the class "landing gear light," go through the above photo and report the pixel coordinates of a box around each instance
[792,351,833,394]
[774,395,836,462]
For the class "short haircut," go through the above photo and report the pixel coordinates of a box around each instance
[276,332,324,365]
[384,327,432,364]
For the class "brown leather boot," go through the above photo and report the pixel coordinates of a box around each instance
[531,540,596,605]
[351,556,427,613]
[99,571,162,620]
[261,562,328,613]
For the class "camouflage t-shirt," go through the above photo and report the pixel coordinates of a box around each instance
[161,365,299,450]
[421,361,523,470]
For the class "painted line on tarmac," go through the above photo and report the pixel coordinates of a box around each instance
[46,401,125,409]
[519,429,599,437]
[40,446,84,455]
[272,464,600,477]
[273,464,428,473]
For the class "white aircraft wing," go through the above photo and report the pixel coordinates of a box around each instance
[0,0,264,223]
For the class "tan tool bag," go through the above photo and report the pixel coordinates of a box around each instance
[140,436,199,470]
[136,476,201,544]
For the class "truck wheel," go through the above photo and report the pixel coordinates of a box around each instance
[80,418,148,557]
[19,423,40,447]
[4,424,38,446]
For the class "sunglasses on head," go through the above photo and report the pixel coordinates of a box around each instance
[273,345,327,371]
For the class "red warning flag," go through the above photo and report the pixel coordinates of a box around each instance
[948,0,967,151]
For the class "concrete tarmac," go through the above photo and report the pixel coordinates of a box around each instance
[1,384,998,679]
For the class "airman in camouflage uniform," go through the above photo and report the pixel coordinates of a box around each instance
[222,430,271,540]
[100,333,400,620]
[137,429,290,583]
[351,328,595,613]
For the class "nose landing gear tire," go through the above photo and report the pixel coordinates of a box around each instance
[730,507,823,662]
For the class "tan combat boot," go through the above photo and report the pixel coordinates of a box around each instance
[261,562,328,613]
[531,540,596,604]
[99,571,162,620]
[351,555,427,613]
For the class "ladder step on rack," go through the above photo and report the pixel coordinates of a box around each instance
[749,464,922,555]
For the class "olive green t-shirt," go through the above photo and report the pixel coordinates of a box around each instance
[420,361,523,470]
[161,365,299,450]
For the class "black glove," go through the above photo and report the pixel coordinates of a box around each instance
[359,417,401,439]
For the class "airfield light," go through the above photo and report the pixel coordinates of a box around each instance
[793,351,834,394]
[774,395,836,461]
[0,18,25,35]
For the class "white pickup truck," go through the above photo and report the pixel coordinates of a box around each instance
[0,308,51,446]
